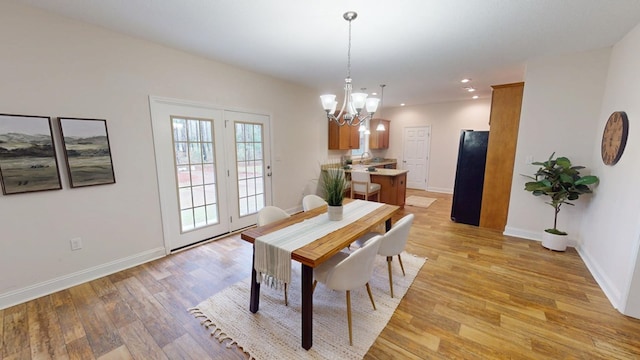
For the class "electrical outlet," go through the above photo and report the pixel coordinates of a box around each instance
[70,237,83,251]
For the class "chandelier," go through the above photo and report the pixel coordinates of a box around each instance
[320,11,379,127]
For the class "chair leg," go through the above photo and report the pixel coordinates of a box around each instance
[346,290,353,346]
[365,282,376,310]
[398,254,406,276]
[284,283,288,306]
[387,256,394,298]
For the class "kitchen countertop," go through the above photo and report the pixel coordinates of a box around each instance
[350,158,397,167]
[345,167,408,176]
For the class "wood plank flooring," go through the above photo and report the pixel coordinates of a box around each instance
[3,190,640,359]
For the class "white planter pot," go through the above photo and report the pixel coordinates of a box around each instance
[541,231,568,251]
[327,205,343,221]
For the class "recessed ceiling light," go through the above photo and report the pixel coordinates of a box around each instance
[472,95,479,99]
[466,87,476,92]
[400,103,406,107]
[461,78,471,83]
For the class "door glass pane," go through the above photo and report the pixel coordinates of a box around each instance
[203,164,216,184]
[202,143,214,163]
[178,188,192,209]
[235,122,266,217]
[190,164,204,186]
[204,184,216,205]
[192,185,205,207]
[172,117,220,232]
[181,209,194,232]
[194,206,207,227]
[238,179,247,197]
[206,204,218,224]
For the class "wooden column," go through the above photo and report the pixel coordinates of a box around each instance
[479,82,524,231]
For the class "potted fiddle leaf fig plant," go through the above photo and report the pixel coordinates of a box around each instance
[321,165,347,221]
[523,153,599,251]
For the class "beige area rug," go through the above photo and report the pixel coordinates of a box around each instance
[190,252,426,359]
[405,195,437,208]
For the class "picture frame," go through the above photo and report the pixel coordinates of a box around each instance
[0,113,63,195]
[58,117,116,188]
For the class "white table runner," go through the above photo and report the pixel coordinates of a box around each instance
[254,200,384,286]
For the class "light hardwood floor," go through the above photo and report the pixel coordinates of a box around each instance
[3,190,640,359]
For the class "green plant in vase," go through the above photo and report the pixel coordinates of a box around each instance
[322,167,347,206]
[321,166,347,220]
[523,153,599,250]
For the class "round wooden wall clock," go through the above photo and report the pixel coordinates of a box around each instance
[601,111,629,165]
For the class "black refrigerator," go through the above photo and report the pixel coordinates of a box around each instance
[450,130,489,226]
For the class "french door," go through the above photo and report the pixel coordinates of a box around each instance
[224,110,272,230]
[150,97,272,252]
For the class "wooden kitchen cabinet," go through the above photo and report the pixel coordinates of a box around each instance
[328,118,360,150]
[369,119,390,149]
[479,82,524,231]
[370,171,407,207]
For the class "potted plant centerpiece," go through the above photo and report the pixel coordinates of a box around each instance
[321,165,347,221]
[523,153,599,251]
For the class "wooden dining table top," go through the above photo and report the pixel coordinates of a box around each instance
[240,199,400,268]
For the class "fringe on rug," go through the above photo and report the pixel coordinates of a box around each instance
[187,307,256,360]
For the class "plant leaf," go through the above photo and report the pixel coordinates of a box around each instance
[575,175,599,185]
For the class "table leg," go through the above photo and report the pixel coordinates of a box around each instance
[250,244,260,313]
[301,263,313,350]
[385,217,392,232]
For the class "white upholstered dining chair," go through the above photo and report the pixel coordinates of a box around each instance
[350,170,380,201]
[256,206,291,305]
[357,214,414,298]
[313,235,383,346]
[302,194,327,212]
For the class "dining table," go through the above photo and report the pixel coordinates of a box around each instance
[240,198,400,350]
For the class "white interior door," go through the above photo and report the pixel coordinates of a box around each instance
[150,97,231,252]
[224,110,272,231]
[403,126,431,190]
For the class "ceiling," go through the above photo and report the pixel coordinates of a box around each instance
[12,0,640,107]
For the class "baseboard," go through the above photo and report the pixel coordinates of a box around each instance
[0,247,166,310]
[503,226,577,247]
[426,186,453,194]
[575,245,623,311]
[503,226,540,241]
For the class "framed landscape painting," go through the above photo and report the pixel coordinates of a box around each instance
[59,117,116,188]
[0,113,62,195]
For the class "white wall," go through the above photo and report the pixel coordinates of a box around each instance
[0,2,326,308]
[383,99,491,193]
[504,48,611,242]
[580,23,640,316]
[505,24,640,317]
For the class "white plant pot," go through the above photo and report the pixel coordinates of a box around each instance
[327,205,343,221]
[541,231,568,251]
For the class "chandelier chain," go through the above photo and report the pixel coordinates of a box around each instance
[320,11,380,127]
[347,17,352,79]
